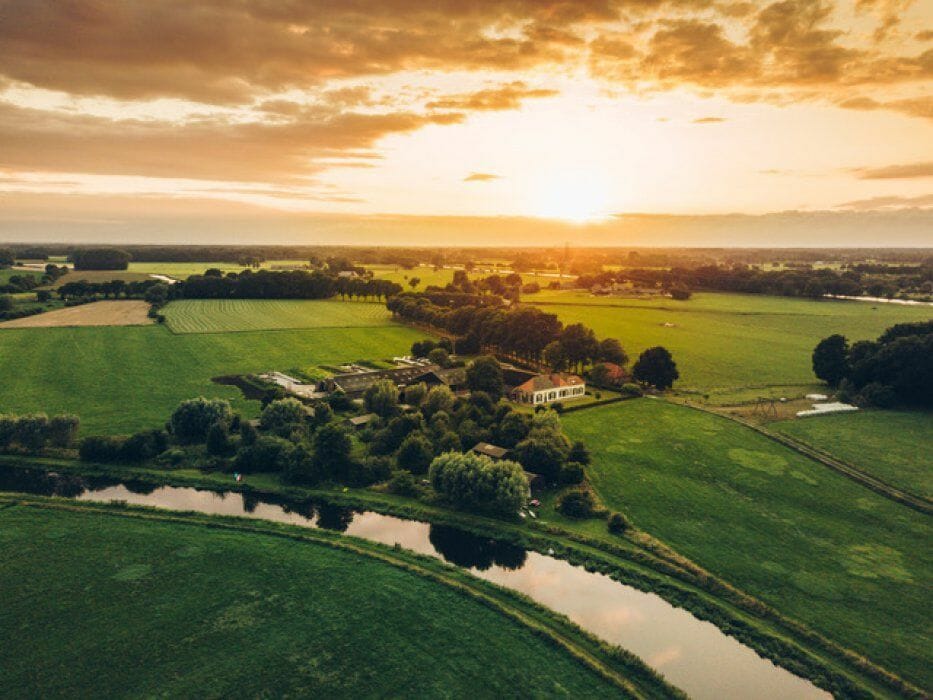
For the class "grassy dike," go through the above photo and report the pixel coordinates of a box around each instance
[0,454,922,699]
[0,495,676,700]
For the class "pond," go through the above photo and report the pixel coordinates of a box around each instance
[0,468,827,700]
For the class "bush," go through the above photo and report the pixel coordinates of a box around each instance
[364,379,399,417]
[551,402,564,414]
[79,435,125,462]
[170,397,233,444]
[559,461,585,485]
[427,347,451,367]
[14,414,49,451]
[607,511,631,535]
[620,382,643,397]
[388,469,421,496]
[0,295,14,312]
[312,423,352,478]
[120,430,168,461]
[233,435,294,473]
[856,382,898,408]
[36,290,52,303]
[567,441,591,465]
[557,489,597,518]
[429,451,528,515]
[46,414,80,448]
[327,389,353,412]
[206,421,234,456]
[0,415,15,448]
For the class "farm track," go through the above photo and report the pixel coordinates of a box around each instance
[683,402,933,515]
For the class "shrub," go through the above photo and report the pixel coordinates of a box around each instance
[422,385,455,418]
[429,451,528,515]
[47,414,80,448]
[36,290,52,303]
[427,347,451,367]
[311,402,334,426]
[402,382,428,407]
[620,383,643,397]
[158,447,187,466]
[388,469,421,496]
[557,489,597,518]
[170,397,233,444]
[364,379,399,417]
[559,461,585,485]
[282,445,321,485]
[120,430,168,461]
[14,414,49,451]
[327,389,353,412]
[466,356,503,398]
[239,420,259,446]
[79,435,125,462]
[0,295,13,312]
[312,423,352,477]
[567,441,591,465]
[0,415,15,448]
[607,512,632,535]
[857,382,898,408]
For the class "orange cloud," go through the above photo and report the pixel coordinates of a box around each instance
[464,172,500,182]
[854,161,933,178]
[426,82,558,111]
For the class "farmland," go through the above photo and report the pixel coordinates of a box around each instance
[0,300,152,328]
[773,411,933,500]
[0,322,425,435]
[562,399,932,688]
[0,503,620,698]
[528,291,930,392]
[163,299,393,334]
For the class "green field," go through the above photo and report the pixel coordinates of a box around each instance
[773,411,933,500]
[46,269,154,288]
[529,291,931,391]
[0,323,425,434]
[563,399,932,687]
[0,268,40,285]
[0,504,617,697]
[163,299,393,334]
[127,260,310,279]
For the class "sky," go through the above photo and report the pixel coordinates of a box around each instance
[0,0,931,246]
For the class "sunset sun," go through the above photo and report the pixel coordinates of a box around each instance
[534,169,613,224]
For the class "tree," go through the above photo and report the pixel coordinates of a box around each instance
[812,334,849,387]
[607,512,631,534]
[72,248,131,270]
[422,385,455,417]
[559,324,599,372]
[364,379,399,417]
[466,356,503,398]
[260,397,307,431]
[427,347,451,367]
[170,397,233,444]
[408,277,421,289]
[313,423,352,476]
[36,290,52,303]
[0,248,14,267]
[497,412,530,448]
[567,441,591,465]
[0,295,13,312]
[396,433,434,474]
[234,435,294,473]
[512,437,566,482]
[402,382,428,406]
[669,285,692,300]
[206,421,233,456]
[429,451,528,515]
[144,283,170,305]
[411,339,436,357]
[632,347,679,390]
[543,341,567,371]
[597,338,628,366]
[13,414,49,451]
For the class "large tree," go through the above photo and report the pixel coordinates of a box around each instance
[429,451,528,515]
[632,346,679,390]
[812,334,849,387]
[466,356,503,398]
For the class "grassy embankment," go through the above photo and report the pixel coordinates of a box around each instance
[527,290,931,398]
[562,399,932,690]
[0,498,672,698]
[772,411,933,501]
[0,300,427,434]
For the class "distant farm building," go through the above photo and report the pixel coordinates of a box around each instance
[509,373,585,405]
[322,364,440,396]
[471,442,510,460]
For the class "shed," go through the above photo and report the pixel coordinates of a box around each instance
[347,413,377,429]
[471,442,510,460]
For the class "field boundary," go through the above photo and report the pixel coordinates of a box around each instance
[679,401,933,515]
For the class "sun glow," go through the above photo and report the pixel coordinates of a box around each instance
[532,168,613,223]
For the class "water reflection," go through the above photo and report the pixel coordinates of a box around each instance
[0,468,828,700]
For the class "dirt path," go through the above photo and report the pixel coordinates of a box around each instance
[0,301,153,328]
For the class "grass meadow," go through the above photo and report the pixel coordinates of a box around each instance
[0,322,425,434]
[528,291,931,392]
[163,299,393,334]
[562,399,932,687]
[0,504,616,698]
[773,411,933,500]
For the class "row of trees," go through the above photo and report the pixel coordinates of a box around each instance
[57,278,164,301]
[72,248,132,270]
[173,269,402,301]
[0,413,80,452]
[812,321,933,407]
[577,263,933,300]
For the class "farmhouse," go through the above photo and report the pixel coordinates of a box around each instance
[471,442,510,460]
[509,373,585,405]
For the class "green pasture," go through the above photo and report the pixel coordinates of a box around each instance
[163,299,393,334]
[0,504,615,698]
[0,268,40,285]
[127,260,309,279]
[529,291,931,391]
[563,399,932,687]
[0,323,426,435]
[773,411,933,500]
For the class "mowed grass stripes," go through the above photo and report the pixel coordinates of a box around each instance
[163,299,394,334]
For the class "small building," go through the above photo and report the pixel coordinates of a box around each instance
[323,364,440,396]
[346,413,377,429]
[415,366,468,392]
[509,373,585,405]
[524,471,545,494]
[471,442,510,460]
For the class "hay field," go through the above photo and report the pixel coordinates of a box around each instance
[0,301,153,328]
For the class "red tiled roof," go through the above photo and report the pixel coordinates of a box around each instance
[512,373,584,393]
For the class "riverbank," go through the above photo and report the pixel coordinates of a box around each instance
[0,454,920,698]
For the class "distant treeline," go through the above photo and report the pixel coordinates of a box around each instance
[172,269,402,301]
[576,263,933,299]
